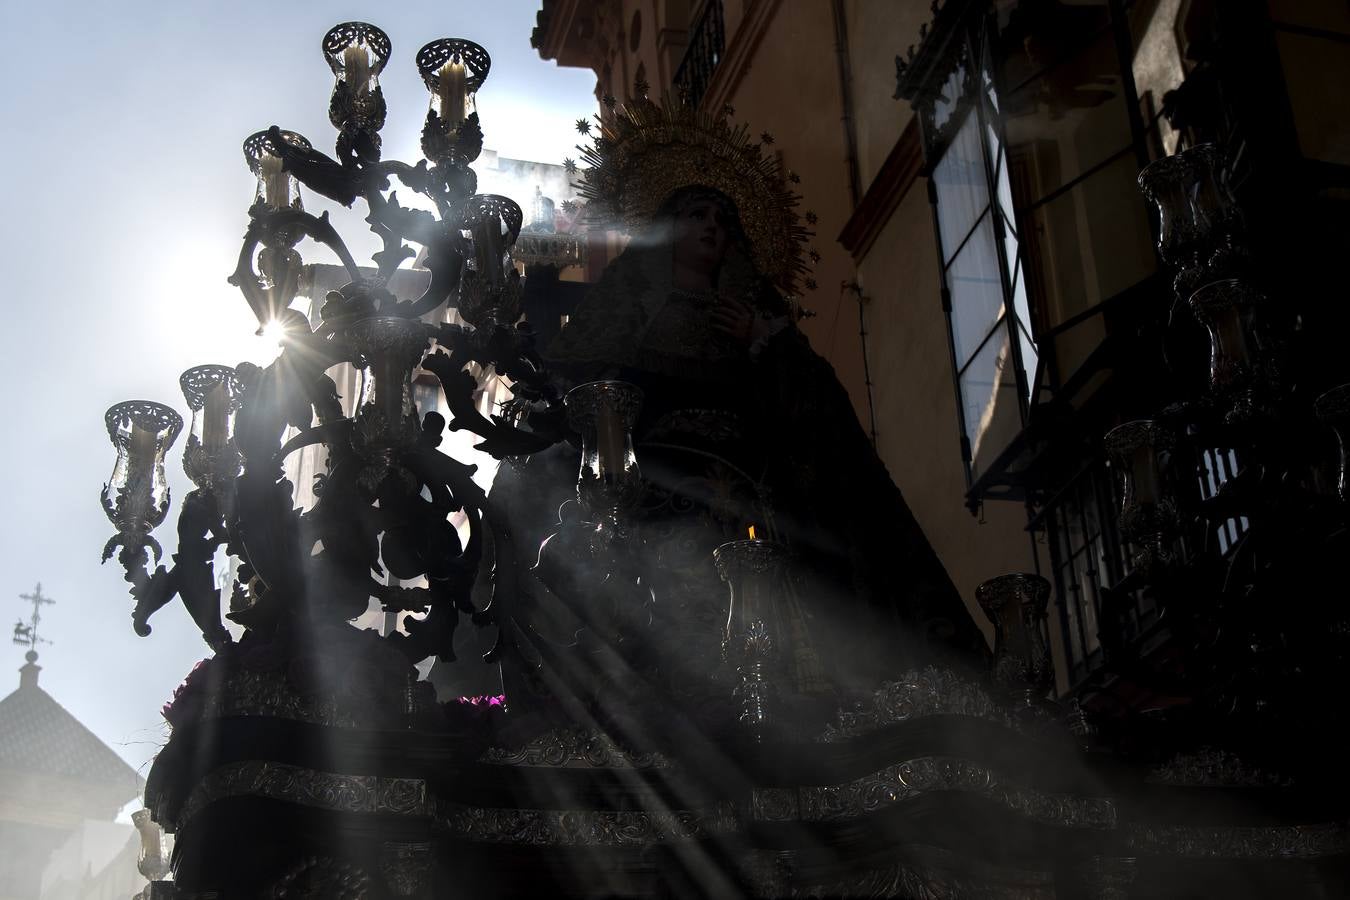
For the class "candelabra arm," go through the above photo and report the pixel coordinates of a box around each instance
[170,488,233,649]
[364,188,417,281]
[123,549,175,638]
[406,238,463,318]
[265,125,364,207]
[421,348,558,458]
[230,209,360,326]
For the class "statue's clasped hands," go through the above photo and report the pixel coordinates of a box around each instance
[710,295,787,354]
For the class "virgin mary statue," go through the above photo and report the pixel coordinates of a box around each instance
[488,97,985,720]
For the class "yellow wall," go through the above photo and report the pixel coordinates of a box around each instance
[857,182,1033,647]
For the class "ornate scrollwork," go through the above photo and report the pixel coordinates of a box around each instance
[438,801,738,845]
[479,727,670,768]
[752,756,1116,830]
[820,666,1014,741]
[744,847,1057,900]
[268,855,373,900]
[1124,822,1350,859]
[1147,747,1293,788]
[415,39,491,92]
[177,760,429,830]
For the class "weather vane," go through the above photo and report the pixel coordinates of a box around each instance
[13,582,54,652]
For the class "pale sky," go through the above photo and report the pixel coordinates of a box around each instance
[0,1,596,780]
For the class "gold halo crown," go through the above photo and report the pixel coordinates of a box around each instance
[570,90,814,293]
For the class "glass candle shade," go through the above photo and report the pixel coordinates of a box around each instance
[1190,279,1263,425]
[416,38,490,129]
[322,22,390,132]
[462,195,523,287]
[1104,420,1177,568]
[242,130,312,212]
[714,538,788,738]
[349,317,430,483]
[131,809,169,881]
[180,365,242,493]
[1137,151,1204,269]
[1138,144,1239,290]
[1314,384,1350,504]
[565,381,643,521]
[457,195,525,327]
[103,401,183,543]
[975,573,1053,699]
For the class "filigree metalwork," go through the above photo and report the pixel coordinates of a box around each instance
[752,756,1115,829]
[513,232,586,268]
[976,573,1054,703]
[415,39,491,92]
[820,666,1014,741]
[378,842,432,897]
[177,760,429,830]
[438,801,738,845]
[268,855,373,900]
[1147,747,1293,787]
[1124,822,1350,859]
[479,728,670,768]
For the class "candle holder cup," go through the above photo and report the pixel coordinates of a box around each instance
[1314,384,1350,505]
[101,401,184,567]
[180,365,243,498]
[1105,420,1179,574]
[322,22,391,162]
[417,38,490,166]
[349,315,432,492]
[715,538,789,742]
[1138,144,1242,299]
[976,573,1054,713]
[457,194,524,328]
[1189,279,1274,428]
[565,381,644,537]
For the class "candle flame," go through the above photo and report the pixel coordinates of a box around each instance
[748,525,757,540]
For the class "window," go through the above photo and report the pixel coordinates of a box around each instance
[900,1,1166,493]
[917,25,1039,483]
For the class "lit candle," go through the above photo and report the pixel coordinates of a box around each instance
[437,59,467,126]
[202,381,231,453]
[342,43,371,97]
[258,152,290,209]
[748,525,758,540]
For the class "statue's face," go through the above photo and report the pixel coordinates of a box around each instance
[671,199,730,275]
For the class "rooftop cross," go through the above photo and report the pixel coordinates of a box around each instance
[13,582,54,652]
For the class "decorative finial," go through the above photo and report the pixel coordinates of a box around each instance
[563,157,577,174]
[13,583,54,653]
[721,103,735,118]
[602,94,616,109]
[575,118,592,135]
[633,75,649,98]
[760,132,775,146]
[804,210,818,225]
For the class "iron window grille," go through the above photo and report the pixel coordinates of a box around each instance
[673,0,725,109]
[1031,458,1156,687]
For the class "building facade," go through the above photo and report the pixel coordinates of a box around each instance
[531,0,1350,696]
